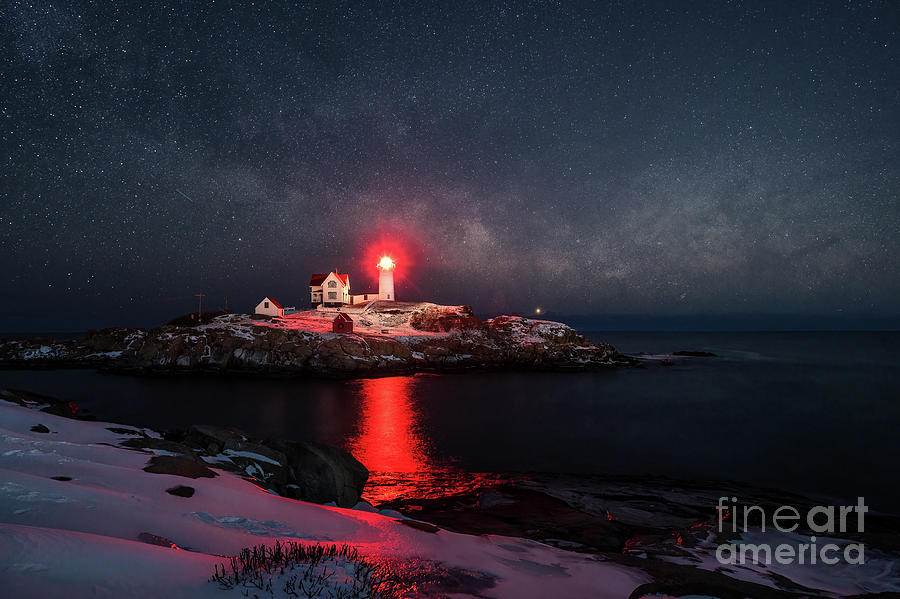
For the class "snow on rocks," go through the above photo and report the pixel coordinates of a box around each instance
[0,399,649,598]
[665,528,900,597]
[123,310,631,376]
[0,306,634,377]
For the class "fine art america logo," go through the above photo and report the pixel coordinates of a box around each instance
[715,496,867,565]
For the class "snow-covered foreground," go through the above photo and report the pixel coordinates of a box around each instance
[0,400,648,598]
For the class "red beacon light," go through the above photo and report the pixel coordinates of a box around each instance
[376,256,396,300]
[377,255,395,271]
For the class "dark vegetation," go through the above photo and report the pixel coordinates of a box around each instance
[167,310,234,327]
[210,541,408,599]
[209,540,497,598]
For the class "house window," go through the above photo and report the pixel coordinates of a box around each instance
[328,292,337,300]
[264,301,269,308]
[328,281,337,288]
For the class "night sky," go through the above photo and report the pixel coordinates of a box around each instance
[2,1,898,331]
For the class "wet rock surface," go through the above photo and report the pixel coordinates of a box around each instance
[380,473,900,599]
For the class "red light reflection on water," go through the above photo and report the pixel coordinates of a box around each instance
[346,375,508,504]
[347,376,431,503]
[350,376,425,474]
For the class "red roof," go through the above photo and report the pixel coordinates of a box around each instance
[309,271,349,286]
[264,297,283,309]
[334,313,353,322]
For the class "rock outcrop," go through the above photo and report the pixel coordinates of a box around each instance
[1,389,369,508]
[269,440,370,508]
[408,304,483,332]
[0,305,635,378]
[158,425,369,508]
[0,328,145,369]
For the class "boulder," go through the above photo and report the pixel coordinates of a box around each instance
[218,440,290,487]
[182,424,246,455]
[272,440,369,508]
[165,425,367,507]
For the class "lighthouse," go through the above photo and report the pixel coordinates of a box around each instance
[377,256,395,301]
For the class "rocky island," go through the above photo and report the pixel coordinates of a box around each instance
[0,302,633,377]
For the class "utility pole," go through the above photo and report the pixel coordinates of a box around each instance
[195,293,206,323]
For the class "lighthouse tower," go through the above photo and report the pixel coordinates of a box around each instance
[377,256,395,301]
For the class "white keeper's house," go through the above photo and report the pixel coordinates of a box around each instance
[309,258,395,308]
[309,271,351,307]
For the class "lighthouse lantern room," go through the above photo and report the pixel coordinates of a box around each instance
[377,256,395,301]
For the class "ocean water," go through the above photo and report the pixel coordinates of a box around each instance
[1,331,898,509]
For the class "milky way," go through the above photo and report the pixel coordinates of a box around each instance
[2,2,897,329]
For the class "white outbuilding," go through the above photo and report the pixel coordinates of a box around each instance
[254,296,284,317]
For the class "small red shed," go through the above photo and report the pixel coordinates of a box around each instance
[332,312,353,333]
